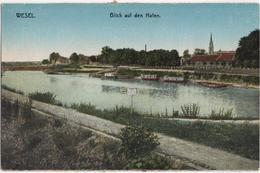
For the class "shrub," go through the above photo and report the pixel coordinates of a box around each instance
[119,125,159,159]
[71,102,98,115]
[172,108,179,117]
[29,91,63,106]
[20,100,33,120]
[180,103,200,118]
[125,154,174,170]
[28,92,57,104]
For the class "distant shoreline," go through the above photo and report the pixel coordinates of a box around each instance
[2,63,259,89]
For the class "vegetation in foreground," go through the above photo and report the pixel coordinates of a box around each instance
[67,102,260,160]
[27,90,257,120]
[1,98,183,170]
[2,89,259,160]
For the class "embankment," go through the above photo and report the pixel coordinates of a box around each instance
[2,89,259,170]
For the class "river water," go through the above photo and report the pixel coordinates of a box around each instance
[2,71,259,118]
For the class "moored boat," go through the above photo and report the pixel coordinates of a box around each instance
[141,74,159,81]
[102,72,117,80]
[162,76,184,83]
[197,81,228,88]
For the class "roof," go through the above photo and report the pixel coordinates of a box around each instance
[191,55,219,62]
[57,56,70,62]
[216,53,235,62]
[191,52,235,62]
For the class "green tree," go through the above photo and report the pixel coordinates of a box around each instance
[99,46,180,67]
[235,29,259,68]
[100,46,113,64]
[49,52,60,64]
[69,52,80,64]
[183,49,191,59]
[41,59,50,64]
[194,48,206,55]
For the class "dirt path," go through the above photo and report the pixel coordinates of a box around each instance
[2,89,259,170]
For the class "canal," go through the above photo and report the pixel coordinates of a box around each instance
[2,71,259,118]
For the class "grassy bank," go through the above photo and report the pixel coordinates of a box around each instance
[2,84,25,95]
[26,91,259,160]
[1,98,182,170]
[68,103,259,160]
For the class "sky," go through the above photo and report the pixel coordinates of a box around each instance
[2,3,259,61]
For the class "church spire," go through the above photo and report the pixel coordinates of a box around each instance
[209,33,214,55]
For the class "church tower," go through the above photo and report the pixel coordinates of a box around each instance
[209,33,214,55]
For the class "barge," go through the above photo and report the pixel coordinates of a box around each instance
[162,76,185,83]
[197,81,228,88]
[141,74,159,81]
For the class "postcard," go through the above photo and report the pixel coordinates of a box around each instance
[1,1,259,171]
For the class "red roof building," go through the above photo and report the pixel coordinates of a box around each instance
[186,52,235,68]
[191,52,235,62]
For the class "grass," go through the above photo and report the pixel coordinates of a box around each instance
[28,91,63,106]
[180,103,200,118]
[210,108,234,120]
[2,90,259,160]
[2,84,24,95]
[68,102,258,160]
[1,98,181,170]
[52,123,93,157]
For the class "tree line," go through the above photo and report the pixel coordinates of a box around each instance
[99,46,181,66]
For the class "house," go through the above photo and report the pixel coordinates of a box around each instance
[78,54,90,64]
[54,56,70,65]
[182,33,235,68]
[188,52,235,68]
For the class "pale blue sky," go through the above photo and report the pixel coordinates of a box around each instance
[2,3,259,61]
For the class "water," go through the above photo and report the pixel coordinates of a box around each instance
[2,71,259,118]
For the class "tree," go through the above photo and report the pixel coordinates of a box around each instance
[194,48,206,55]
[100,46,113,64]
[235,29,259,68]
[99,46,180,67]
[49,52,60,64]
[183,49,191,59]
[41,59,50,64]
[170,49,180,66]
[69,52,80,64]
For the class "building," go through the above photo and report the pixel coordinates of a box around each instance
[183,34,235,68]
[190,51,235,68]
[78,54,90,64]
[54,56,70,65]
[209,33,214,55]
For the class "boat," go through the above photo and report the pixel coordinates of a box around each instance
[162,76,185,83]
[140,74,159,81]
[102,72,117,80]
[197,81,228,88]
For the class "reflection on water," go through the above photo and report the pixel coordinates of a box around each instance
[101,84,178,98]
[2,71,259,118]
